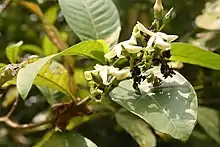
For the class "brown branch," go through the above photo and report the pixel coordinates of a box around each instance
[0,0,12,13]
[0,97,53,130]
[6,96,19,118]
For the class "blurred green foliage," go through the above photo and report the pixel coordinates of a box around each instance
[0,0,220,147]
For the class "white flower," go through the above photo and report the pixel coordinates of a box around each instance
[136,22,178,51]
[84,64,131,85]
[104,35,143,59]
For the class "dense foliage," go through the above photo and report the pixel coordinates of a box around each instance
[0,0,220,147]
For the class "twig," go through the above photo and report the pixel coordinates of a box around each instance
[0,0,12,13]
[0,97,53,130]
[76,95,92,106]
[6,96,19,118]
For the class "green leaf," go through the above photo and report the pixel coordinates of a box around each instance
[21,44,43,55]
[35,130,97,147]
[116,110,156,147]
[6,41,23,63]
[34,61,73,98]
[17,54,57,99]
[17,40,107,99]
[58,0,121,47]
[43,36,59,56]
[44,5,59,25]
[59,40,108,63]
[198,106,220,144]
[171,43,220,70]
[109,67,197,141]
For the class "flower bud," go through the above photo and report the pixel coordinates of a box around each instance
[163,7,174,24]
[154,0,164,20]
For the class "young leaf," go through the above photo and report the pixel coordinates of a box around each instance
[34,61,73,98]
[6,41,23,63]
[116,110,156,147]
[198,106,220,144]
[171,43,220,70]
[109,67,198,141]
[35,130,97,147]
[58,0,121,47]
[17,40,108,99]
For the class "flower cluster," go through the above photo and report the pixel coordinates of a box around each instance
[84,22,178,97]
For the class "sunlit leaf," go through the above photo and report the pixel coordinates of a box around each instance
[116,110,156,147]
[109,67,197,141]
[59,0,121,47]
[198,106,220,144]
[35,130,97,147]
[171,43,220,70]
[17,40,108,99]
[34,61,73,98]
[6,41,23,63]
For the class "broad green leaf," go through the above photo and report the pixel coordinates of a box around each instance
[171,43,220,70]
[109,67,197,141]
[43,36,59,56]
[17,54,57,99]
[6,41,23,63]
[34,61,73,97]
[21,44,43,55]
[17,40,108,99]
[44,5,59,24]
[58,0,121,47]
[59,40,108,63]
[35,130,97,147]
[198,106,220,144]
[116,110,156,147]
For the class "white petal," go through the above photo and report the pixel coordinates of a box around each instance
[123,43,143,53]
[137,22,155,36]
[94,64,104,71]
[156,32,168,40]
[157,32,178,42]
[147,35,156,47]
[99,67,109,85]
[127,35,137,45]
[112,68,131,80]
[104,48,117,59]
[166,35,178,42]
[155,35,171,50]
[115,43,123,57]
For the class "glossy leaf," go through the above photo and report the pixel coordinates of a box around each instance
[198,106,220,144]
[35,130,97,147]
[17,40,108,99]
[109,67,197,141]
[58,0,121,47]
[116,110,156,147]
[171,43,220,70]
[6,41,23,63]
